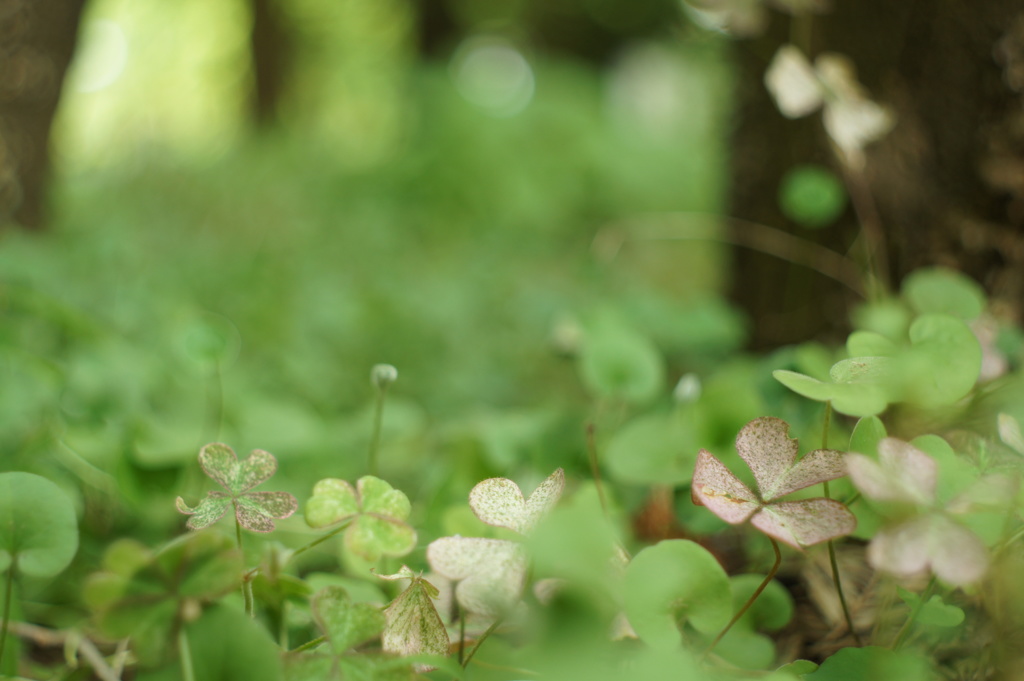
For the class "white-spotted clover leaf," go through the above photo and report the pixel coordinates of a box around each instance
[426,469,564,618]
[175,443,298,533]
[846,438,1000,586]
[378,566,450,667]
[692,417,856,549]
[305,476,416,562]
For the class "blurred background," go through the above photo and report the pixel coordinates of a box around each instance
[1,0,1022,547]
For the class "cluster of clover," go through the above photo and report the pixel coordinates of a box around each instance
[12,269,1019,681]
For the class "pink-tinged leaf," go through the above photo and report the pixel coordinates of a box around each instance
[766,448,848,501]
[735,417,799,500]
[469,478,526,533]
[381,570,450,666]
[522,468,565,534]
[198,444,278,495]
[233,449,278,494]
[867,517,932,579]
[929,516,989,586]
[866,515,987,586]
[246,491,299,519]
[847,439,936,506]
[426,537,526,617]
[177,493,231,531]
[468,469,564,535]
[198,443,239,492]
[751,498,856,550]
[691,450,759,525]
[878,439,936,504]
[233,498,277,532]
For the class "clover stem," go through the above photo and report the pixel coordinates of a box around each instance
[0,561,14,672]
[243,575,255,618]
[290,635,326,653]
[458,608,466,666]
[368,380,390,477]
[891,576,936,651]
[232,514,254,616]
[179,627,197,681]
[840,162,890,296]
[704,538,782,658]
[820,402,861,645]
[585,422,610,520]
[826,538,861,645]
[289,522,350,561]
[821,401,832,449]
[462,617,502,669]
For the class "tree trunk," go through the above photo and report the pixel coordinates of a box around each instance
[728,0,1024,347]
[0,0,88,230]
[249,0,291,125]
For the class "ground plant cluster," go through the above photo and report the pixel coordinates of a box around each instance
[2,5,1024,681]
[3,250,1024,681]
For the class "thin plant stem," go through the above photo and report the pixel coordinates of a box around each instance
[891,576,937,651]
[596,213,866,297]
[179,628,196,681]
[820,402,861,644]
[841,163,890,296]
[243,576,254,618]
[233,513,254,616]
[290,635,326,653]
[0,562,14,673]
[462,617,502,669]
[826,539,861,645]
[290,523,350,561]
[458,611,466,666]
[704,539,782,658]
[368,383,389,477]
[821,401,832,450]
[585,422,610,520]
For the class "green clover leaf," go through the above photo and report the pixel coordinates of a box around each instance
[305,476,416,562]
[175,443,298,533]
[313,585,386,655]
[285,586,413,681]
[83,531,243,666]
[0,472,79,578]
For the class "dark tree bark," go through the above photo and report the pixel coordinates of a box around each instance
[728,0,1024,347]
[250,0,291,125]
[0,0,88,230]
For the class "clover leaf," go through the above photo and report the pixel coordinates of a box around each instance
[83,531,243,666]
[468,467,564,534]
[286,586,413,681]
[775,314,982,417]
[623,539,733,650]
[304,476,416,562]
[0,472,79,578]
[378,566,450,664]
[846,438,991,586]
[175,443,298,533]
[314,585,386,655]
[426,469,564,617]
[691,417,856,549]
